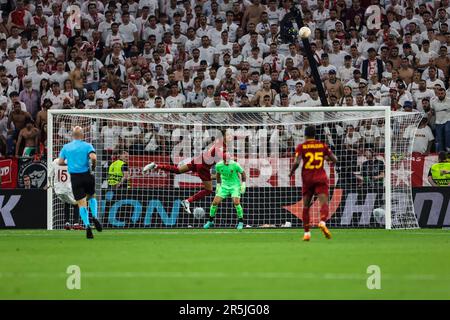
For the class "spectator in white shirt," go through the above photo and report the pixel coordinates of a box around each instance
[164,82,186,108]
[119,12,138,57]
[29,60,50,92]
[95,79,115,108]
[44,82,65,109]
[403,116,434,155]
[50,60,69,87]
[431,87,450,151]
[3,48,23,77]
[198,36,218,66]
[360,120,381,150]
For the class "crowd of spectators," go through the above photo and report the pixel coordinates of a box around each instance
[0,0,449,161]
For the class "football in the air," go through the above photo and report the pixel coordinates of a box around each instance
[298,26,312,39]
[193,207,206,219]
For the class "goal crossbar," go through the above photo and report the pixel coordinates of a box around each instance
[48,106,392,115]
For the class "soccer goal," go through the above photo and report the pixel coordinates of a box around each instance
[47,107,423,230]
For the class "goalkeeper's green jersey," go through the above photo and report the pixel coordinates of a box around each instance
[215,160,244,186]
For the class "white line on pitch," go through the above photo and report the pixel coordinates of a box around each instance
[0,271,445,281]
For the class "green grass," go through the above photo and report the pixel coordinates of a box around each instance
[1,229,449,300]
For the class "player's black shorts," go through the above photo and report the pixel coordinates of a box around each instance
[70,172,95,201]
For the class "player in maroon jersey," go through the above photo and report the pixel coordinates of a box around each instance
[143,130,227,214]
[289,126,337,241]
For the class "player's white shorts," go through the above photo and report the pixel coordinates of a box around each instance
[56,192,77,205]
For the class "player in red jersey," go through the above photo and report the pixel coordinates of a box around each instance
[143,130,228,214]
[289,125,337,241]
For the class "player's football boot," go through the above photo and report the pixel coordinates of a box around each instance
[93,218,103,232]
[181,200,191,214]
[73,223,83,230]
[237,222,244,230]
[143,162,158,173]
[303,233,311,241]
[203,221,214,229]
[64,222,71,230]
[318,222,332,239]
[86,227,94,239]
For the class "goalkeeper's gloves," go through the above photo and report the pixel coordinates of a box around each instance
[216,183,222,193]
[240,182,246,194]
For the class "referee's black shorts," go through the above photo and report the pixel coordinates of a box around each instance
[70,172,95,201]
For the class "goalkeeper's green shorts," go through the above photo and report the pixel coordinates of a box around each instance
[217,185,241,199]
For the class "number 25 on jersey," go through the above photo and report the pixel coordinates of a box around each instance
[304,152,324,169]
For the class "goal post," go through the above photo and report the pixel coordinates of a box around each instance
[47,106,422,230]
[384,106,392,230]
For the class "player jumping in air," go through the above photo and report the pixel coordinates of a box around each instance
[143,130,227,214]
[204,155,246,230]
[289,125,337,241]
[48,158,81,230]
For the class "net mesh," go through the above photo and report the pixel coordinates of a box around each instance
[48,108,422,230]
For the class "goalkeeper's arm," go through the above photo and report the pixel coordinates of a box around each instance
[216,173,222,193]
[240,171,247,194]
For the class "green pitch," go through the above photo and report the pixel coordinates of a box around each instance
[1,229,449,300]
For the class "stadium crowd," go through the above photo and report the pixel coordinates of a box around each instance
[0,0,449,162]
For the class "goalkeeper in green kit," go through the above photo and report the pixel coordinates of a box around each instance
[204,154,247,230]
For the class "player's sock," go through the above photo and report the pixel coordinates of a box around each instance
[238,218,243,223]
[79,206,90,228]
[159,164,181,174]
[235,204,244,219]
[320,203,329,222]
[88,198,98,219]
[187,189,212,203]
[209,205,218,220]
[64,203,70,225]
[303,206,310,232]
[74,206,80,224]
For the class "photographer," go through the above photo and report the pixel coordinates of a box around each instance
[356,149,385,209]
[357,149,385,188]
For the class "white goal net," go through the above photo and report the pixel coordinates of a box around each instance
[48,107,422,230]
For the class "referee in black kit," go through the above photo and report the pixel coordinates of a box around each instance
[57,126,103,239]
